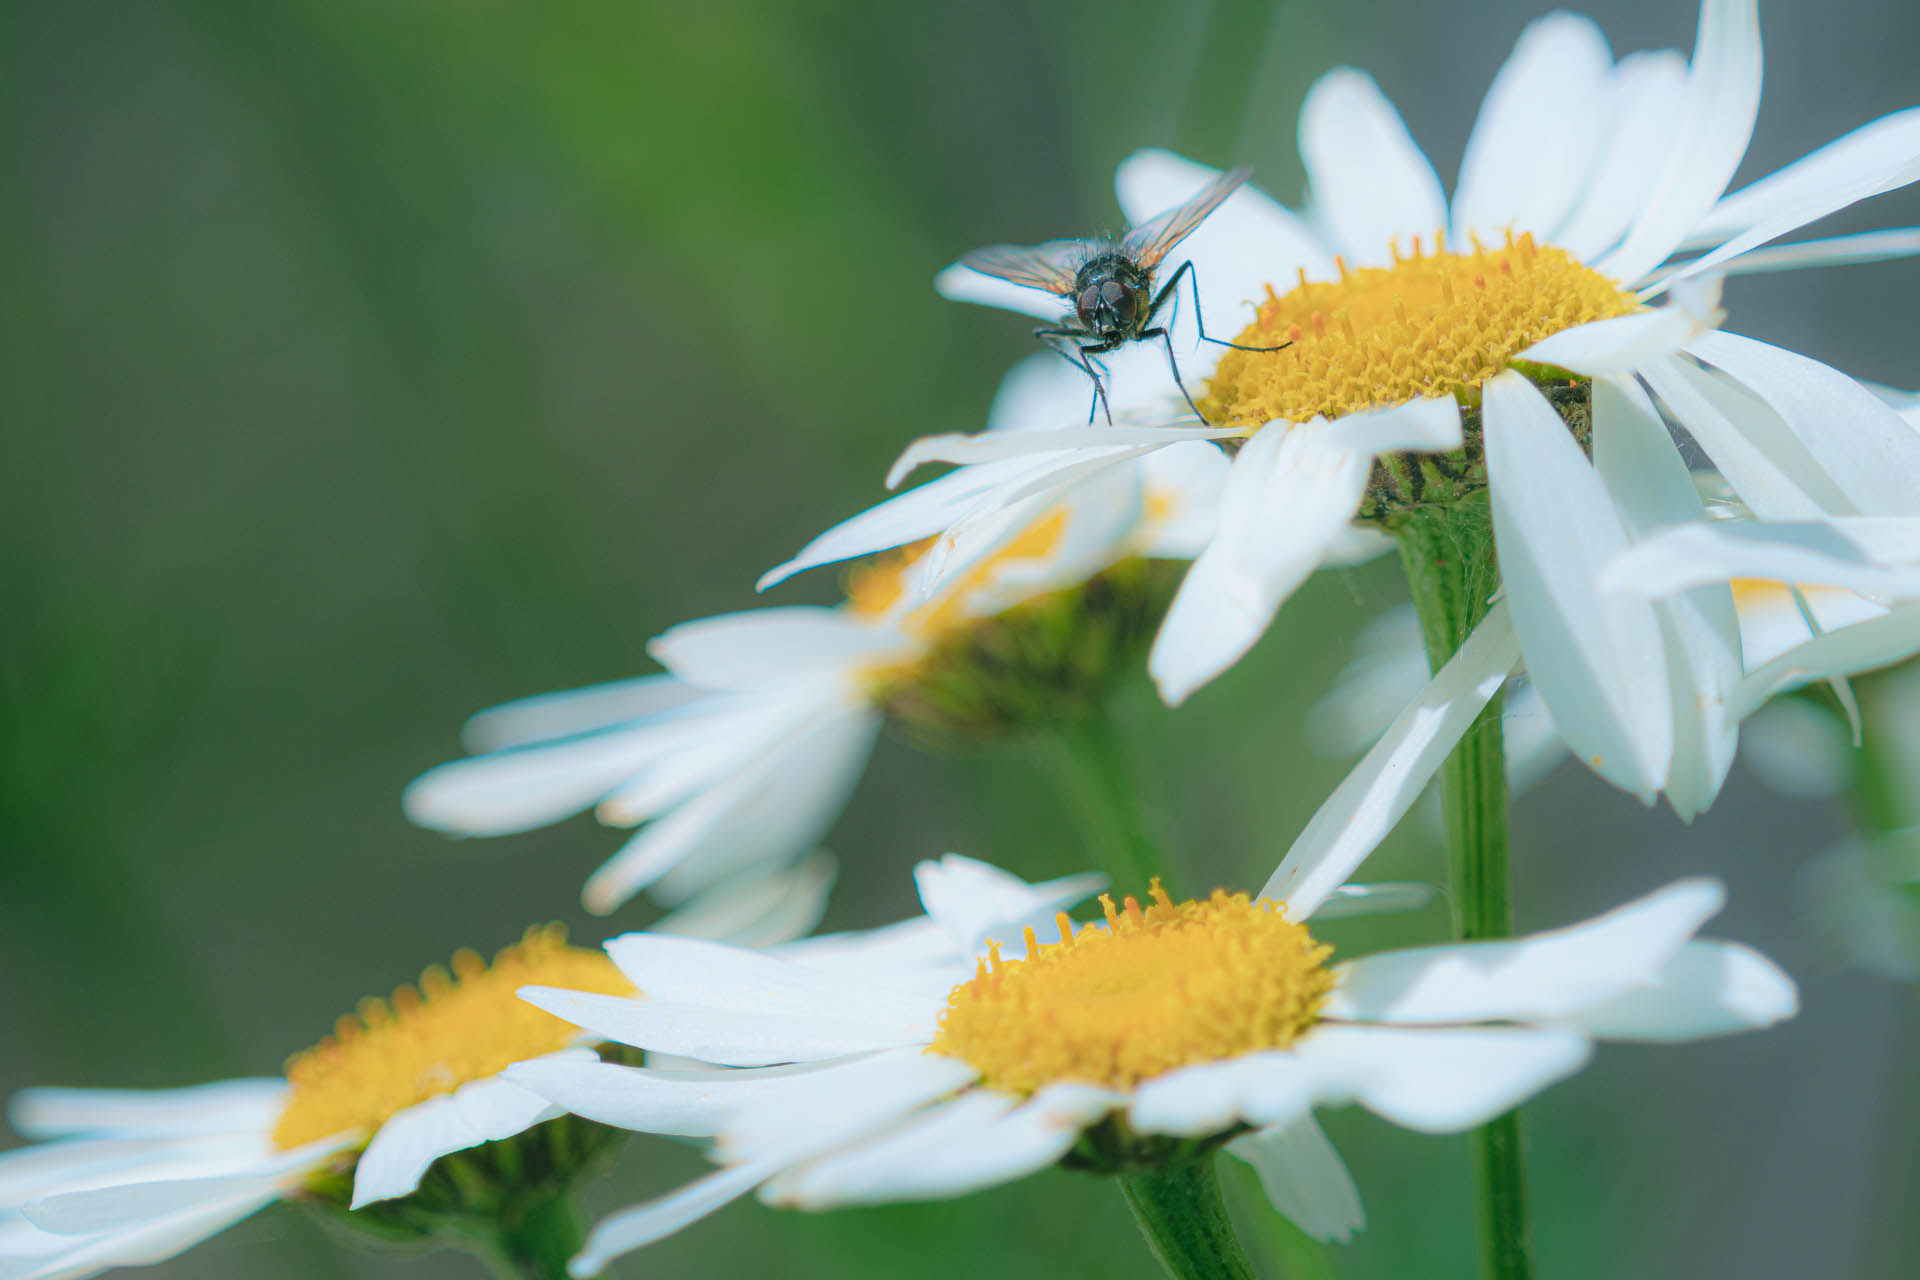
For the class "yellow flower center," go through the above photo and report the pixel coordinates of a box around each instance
[1204,231,1640,428]
[930,884,1333,1095]
[270,926,631,1150]
[844,507,1072,643]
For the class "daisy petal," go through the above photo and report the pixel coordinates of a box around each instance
[1690,227,1920,277]
[1680,105,1920,251]
[8,1083,286,1141]
[1516,275,1722,376]
[518,988,930,1066]
[599,934,934,1024]
[1323,879,1725,1023]
[1554,51,1690,263]
[913,854,1105,956]
[461,675,701,753]
[569,1159,780,1277]
[1735,602,1920,718]
[1686,332,1920,517]
[1484,371,1672,799]
[1451,12,1614,245]
[1638,355,1832,519]
[1591,377,1740,819]
[1128,1053,1314,1136]
[1597,0,1763,284]
[720,1048,978,1165]
[1606,519,1920,602]
[1296,1025,1592,1133]
[1299,69,1447,267]
[1571,940,1797,1040]
[1262,604,1520,918]
[502,1059,830,1137]
[651,852,838,949]
[1226,1114,1364,1244]
[647,609,906,688]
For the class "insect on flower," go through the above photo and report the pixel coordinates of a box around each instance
[957,165,1289,424]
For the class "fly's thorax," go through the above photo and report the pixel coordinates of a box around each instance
[872,556,1179,750]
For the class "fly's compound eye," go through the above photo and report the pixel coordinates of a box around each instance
[1075,283,1106,326]
[1100,279,1136,324]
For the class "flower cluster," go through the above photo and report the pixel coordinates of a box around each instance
[5,3,1917,1279]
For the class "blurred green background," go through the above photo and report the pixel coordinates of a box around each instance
[6,0,1920,1276]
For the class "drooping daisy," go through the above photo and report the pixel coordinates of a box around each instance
[764,0,1920,823]
[0,889,825,1280]
[405,439,1226,914]
[506,855,1794,1276]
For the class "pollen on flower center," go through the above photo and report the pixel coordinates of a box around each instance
[269,926,630,1151]
[1204,231,1639,427]
[929,884,1333,1095]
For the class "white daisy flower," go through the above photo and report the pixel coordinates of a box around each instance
[765,0,1920,821]
[406,441,1226,914]
[0,908,821,1279]
[507,856,1794,1276]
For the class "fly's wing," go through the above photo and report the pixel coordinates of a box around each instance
[1120,165,1252,270]
[956,238,1087,295]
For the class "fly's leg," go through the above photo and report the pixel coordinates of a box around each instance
[1148,260,1292,353]
[1036,326,1115,425]
[1139,326,1208,424]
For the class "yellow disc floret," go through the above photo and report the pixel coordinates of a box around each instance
[270,925,631,1150]
[930,883,1334,1095]
[1205,230,1639,428]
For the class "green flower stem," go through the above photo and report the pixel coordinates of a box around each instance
[1119,1158,1258,1280]
[1041,705,1181,898]
[487,1189,586,1280]
[1394,496,1532,1280]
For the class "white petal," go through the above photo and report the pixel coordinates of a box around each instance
[1597,0,1763,284]
[647,609,906,689]
[719,1049,978,1166]
[1734,602,1920,717]
[1226,1114,1364,1244]
[1484,371,1672,798]
[568,1159,779,1277]
[887,426,1230,489]
[1689,227,1920,277]
[519,986,928,1067]
[757,454,1072,590]
[7,1082,286,1141]
[1664,106,1920,288]
[503,1058,831,1138]
[650,852,838,949]
[1263,604,1520,917]
[1128,1053,1315,1137]
[912,854,1105,957]
[585,703,880,911]
[1608,519,1920,602]
[1686,332,1920,518]
[1591,377,1741,819]
[1638,355,1832,519]
[764,1084,1121,1209]
[592,694,826,827]
[404,714,710,837]
[1308,882,1437,920]
[461,675,701,753]
[1299,69,1447,267]
[934,261,1069,321]
[1516,275,1722,376]
[1324,879,1725,1023]
[1295,1025,1592,1133]
[1149,422,1369,706]
[1450,12,1613,245]
[1554,51,1690,262]
[22,1142,332,1234]
[10,1180,289,1279]
[600,933,933,1024]
[1570,940,1797,1040]
[351,1091,491,1209]
[1135,440,1234,557]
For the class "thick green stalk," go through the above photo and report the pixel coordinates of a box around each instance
[1393,497,1532,1280]
[1041,705,1180,898]
[487,1190,585,1280]
[1120,1159,1258,1280]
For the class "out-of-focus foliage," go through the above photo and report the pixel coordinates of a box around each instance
[4,1,1919,1276]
